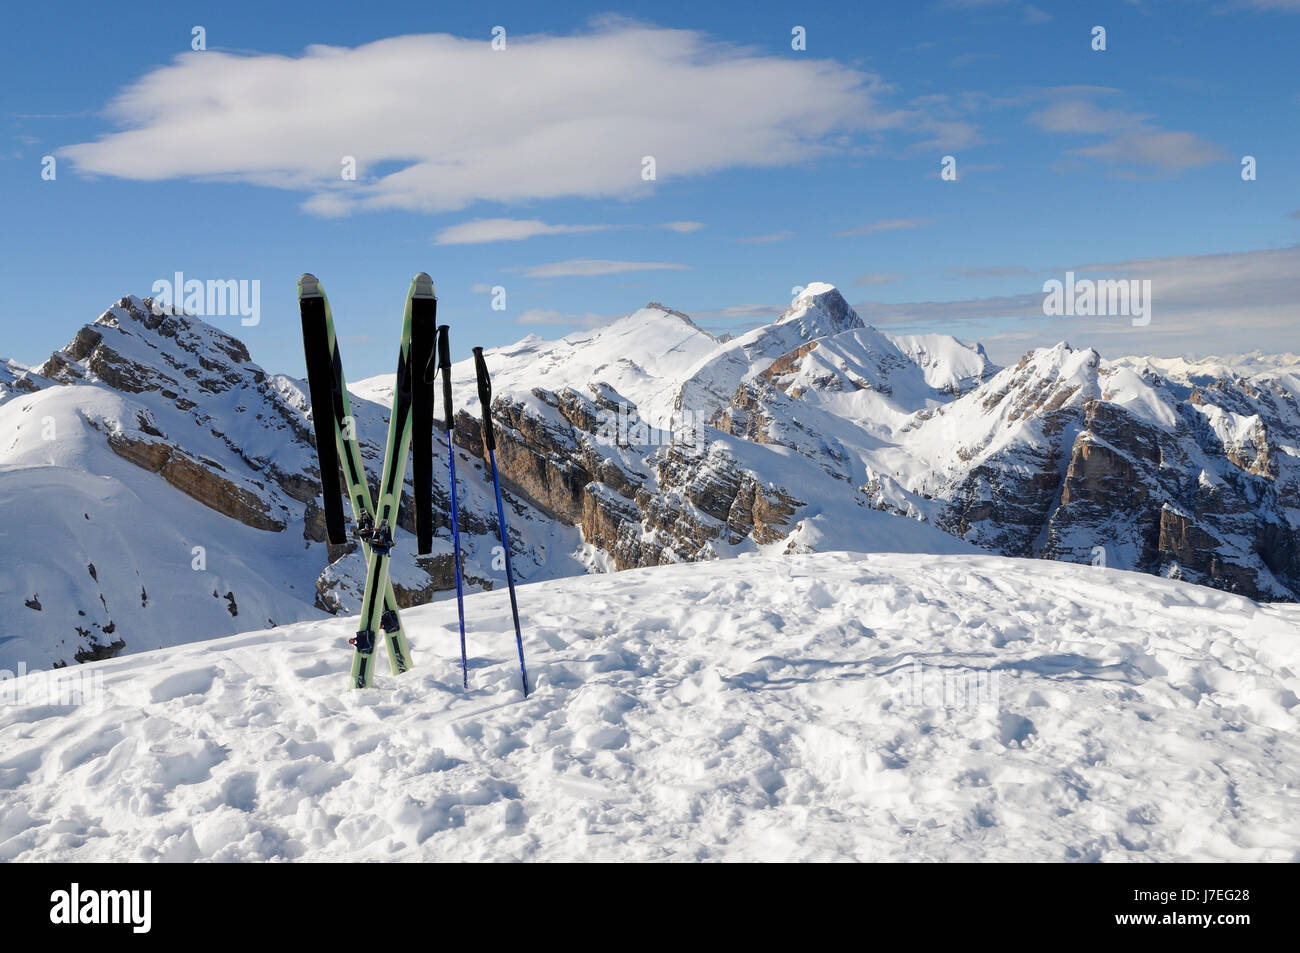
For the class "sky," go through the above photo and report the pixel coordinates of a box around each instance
[2,0,1298,378]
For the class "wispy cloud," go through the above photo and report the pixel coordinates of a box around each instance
[514,259,691,278]
[516,308,614,329]
[855,272,904,287]
[1070,130,1225,174]
[689,302,788,321]
[1232,0,1300,10]
[835,217,933,237]
[436,218,612,245]
[942,0,1052,23]
[946,265,1037,279]
[738,231,793,244]
[437,218,706,244]
[1028,94,1225,175]
[855,245,1300,362]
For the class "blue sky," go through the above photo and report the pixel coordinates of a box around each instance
[2,0,1298,377]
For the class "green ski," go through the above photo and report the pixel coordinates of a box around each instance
[298,273,435,686]
[347,273,437,689]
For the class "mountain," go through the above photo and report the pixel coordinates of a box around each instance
[450,282,1300,600]
[918,344,1300,599]
[0,296,580,670]
[5,283,1300,670]
[3,550,1297,861]
[0,358,30,398]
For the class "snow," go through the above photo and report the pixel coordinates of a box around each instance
[0,358,29,400]
[3,550,1297,862]
[0,386,327,669]
[438,305,722,431]
[885,332,994,395]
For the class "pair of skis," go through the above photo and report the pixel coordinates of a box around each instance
[299,273,434,689]
[298,273,528,695]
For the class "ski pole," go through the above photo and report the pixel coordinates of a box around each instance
[437,326,469,688]
[473,347,529,696]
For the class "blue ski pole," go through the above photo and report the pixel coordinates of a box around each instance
[438,326,469,688]
[473,347,529,696]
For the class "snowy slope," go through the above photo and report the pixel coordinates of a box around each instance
[0,358,28,401]
[885,332,996,396]
[353,304,722,431]
[2,551,1297,862]
[1113,351,1300,385]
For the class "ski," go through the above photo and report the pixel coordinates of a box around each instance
[346,273,437,689]
[298,274,413,675]
[473,346,529,696]
[438,326,470,688]
[299,273,434,687]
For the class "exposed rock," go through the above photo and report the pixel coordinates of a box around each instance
[74,638,126,663]
[106,431,285,532]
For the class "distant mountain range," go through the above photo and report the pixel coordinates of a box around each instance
[4,283,1298,668]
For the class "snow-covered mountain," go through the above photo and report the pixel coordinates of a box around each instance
[5,283,1300,670]
[447,282,1300,599]
[0,358,29,399]
[3,551,1297,861]
[0,296,581,670]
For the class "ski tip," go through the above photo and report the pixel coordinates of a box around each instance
[412,272,436,299]
[298,273,322,297]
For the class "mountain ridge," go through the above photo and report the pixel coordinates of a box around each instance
[4,283,1299,670]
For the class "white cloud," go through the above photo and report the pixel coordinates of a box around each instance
[738,231,793,244]
[515,259,690,278]
[855,272,904,287]
[516,308,614,329]
[855,245,1300,362]
[435,219,611,245]
[946,265,1037,279]
[60,23,903,215]
[436,218,705,244]
[1028,100,1146,135]
[1070,129,1225,172]
[942,0,1052,23]
[1028,96,1224,174]
[1234,0,1300,9]
[690,302,787,321]
[834,217,933,237]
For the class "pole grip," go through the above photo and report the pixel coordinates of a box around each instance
[472,347,496,452]
[437,325,454,433]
